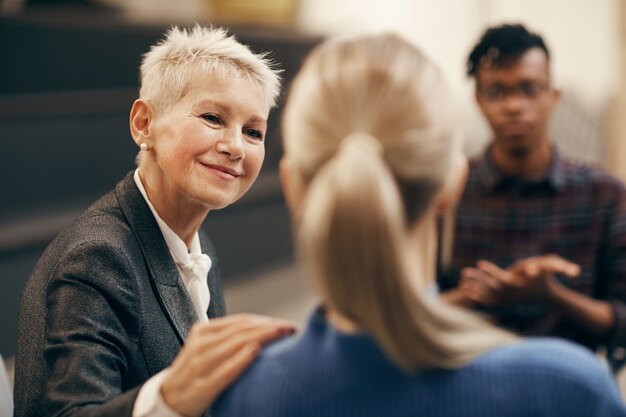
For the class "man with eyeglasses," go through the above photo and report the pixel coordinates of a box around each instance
[439,23,626,372]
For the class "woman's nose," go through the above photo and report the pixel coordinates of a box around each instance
[216,129,244,160]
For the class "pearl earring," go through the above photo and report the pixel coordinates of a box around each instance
[140,143,148,151]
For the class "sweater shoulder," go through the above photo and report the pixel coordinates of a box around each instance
[474,338,612,387]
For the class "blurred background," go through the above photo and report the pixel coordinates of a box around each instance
[1,0,626,393]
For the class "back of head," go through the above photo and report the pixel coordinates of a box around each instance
[284,33,459,215]
[283,34,514,371]
[467,23,549,77]
[140,25,281,113]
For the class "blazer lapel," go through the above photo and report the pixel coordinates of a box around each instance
[115,172,198,343]
[199,231,226,318]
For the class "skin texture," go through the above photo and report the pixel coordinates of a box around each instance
[162,315,295,417]
[475,48,559,178]
[130,72,268,247]
[459,256,580,306]
[130,73,296,417]
[443,48,614,336]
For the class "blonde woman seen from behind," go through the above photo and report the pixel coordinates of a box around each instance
[213,34,626,417]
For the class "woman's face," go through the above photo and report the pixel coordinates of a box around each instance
[144,72,268,212]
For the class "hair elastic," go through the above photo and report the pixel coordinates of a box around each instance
[339,132,383,156]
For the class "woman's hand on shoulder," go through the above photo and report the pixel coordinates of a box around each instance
[160,314,296,417]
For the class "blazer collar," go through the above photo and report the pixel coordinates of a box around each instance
[199,231,226,318]
[115,172,198,342]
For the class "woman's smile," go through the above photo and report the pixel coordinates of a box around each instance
[200,162,241,180]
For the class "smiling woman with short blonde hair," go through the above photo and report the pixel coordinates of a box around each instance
[14,25,293,417]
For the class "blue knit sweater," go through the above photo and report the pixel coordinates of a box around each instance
[214,309,626,417]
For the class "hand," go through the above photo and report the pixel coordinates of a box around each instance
[459,255,580,307]
[508,254,581,281]
[161,314,296,417]
[458,261,518,306]
[508,254,580,301]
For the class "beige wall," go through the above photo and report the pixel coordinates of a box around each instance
[608,0,626,181]
[297,0,621,160]
[298,0,619,104]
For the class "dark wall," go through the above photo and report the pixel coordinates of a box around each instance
[0,12,320,357]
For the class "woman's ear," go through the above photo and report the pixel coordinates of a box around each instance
[279,156,304,215]
[435,156,468,216]
[129,99,153,147]
[280,156,295,212]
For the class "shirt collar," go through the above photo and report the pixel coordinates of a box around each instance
[133,169,202,265]
[475,145,566,193]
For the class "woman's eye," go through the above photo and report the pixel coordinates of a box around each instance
[244,129,264,141]
[201,114,222,124]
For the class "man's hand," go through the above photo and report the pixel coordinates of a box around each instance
[161,314,296,417]
[458,261,518,306]
[458,255,581,307]
[509,254,581,282]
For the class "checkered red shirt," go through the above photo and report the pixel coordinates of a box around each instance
[439,147,626,357]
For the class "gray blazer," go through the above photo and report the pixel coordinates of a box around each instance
[14,172,226,417]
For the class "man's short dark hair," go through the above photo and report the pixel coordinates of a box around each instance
[466,24,549,77]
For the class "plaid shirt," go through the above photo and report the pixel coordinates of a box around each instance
[439,147,626,356]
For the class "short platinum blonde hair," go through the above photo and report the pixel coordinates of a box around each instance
[139,25,282,112]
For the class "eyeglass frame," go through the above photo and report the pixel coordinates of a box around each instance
[476,81,552,102]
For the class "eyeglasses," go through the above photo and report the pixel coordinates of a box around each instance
[478,82,550,102]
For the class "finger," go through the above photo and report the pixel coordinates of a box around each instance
[463,267,503,292]
[477,260,513,284]
[164,343,262,416]
[187,316,296,350]
[540,255,581,278]
[509,256,538,269]
[508,258,540,278]
[470,263,504,289]
[172,318,294,377]
[463,288,485,304]
[460,267,478,283]
[192,314,296,335]
[460,268,483,287]
[464,284,498,306]
[509,255,581,279]
[460,269,500,299]
[188,324,293,377]
[521,262,540,277]
[211,325,292,359]
[201,342,262,404]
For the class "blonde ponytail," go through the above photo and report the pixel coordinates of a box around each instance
[299,133,405,314]
[300,133,514,371]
